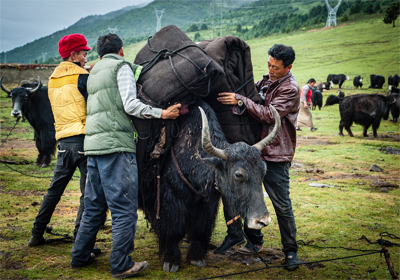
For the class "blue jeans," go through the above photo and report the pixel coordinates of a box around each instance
[71,152,139,275]
[224,161,298,254]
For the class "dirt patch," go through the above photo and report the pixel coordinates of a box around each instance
[379,147,400,155]
[0,251,24,271]
[0,137,37,158]
[206,247,285,266]
[0,189,46,196]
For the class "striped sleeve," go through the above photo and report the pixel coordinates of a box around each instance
[117,64,162,119]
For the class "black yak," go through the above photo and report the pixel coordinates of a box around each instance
[388,88,400,123]
[311,89,323,110]
[369,75,385,89]
[327,74,350,89]
[388,74,400,91]
[1,76,56,167]
[139,101,280,272]
[324,93,392,137]
[353,75,363,89]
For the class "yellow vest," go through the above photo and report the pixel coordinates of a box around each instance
[48,62,89,140]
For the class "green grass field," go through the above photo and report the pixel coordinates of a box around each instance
[1,16,399,279]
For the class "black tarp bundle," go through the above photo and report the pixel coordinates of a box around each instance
[198,36,263,145]
[131,25,224,206]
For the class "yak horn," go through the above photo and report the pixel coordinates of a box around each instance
[0,76,12,95]
[29,76,42,94]
[199,106,228,161]
[252,105,281,152]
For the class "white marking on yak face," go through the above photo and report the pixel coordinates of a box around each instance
[346,75,350,80]
[322,84,326,89]
[11,102,23,118]
[360,78,363,83]
[389,85,393,91]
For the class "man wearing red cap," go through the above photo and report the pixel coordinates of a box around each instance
[28,34,95,248]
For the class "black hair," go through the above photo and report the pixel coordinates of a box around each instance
[308,78,316,84]
[97,33,123,58]
[268,44,295,68]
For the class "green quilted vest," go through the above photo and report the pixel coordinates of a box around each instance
[84,53,141,155]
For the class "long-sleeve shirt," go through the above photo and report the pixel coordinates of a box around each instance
[300,84,312,104]
[117,64,162,119]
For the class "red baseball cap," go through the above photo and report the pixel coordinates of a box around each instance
[58,34,91,59]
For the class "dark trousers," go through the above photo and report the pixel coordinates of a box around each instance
[224,161,298,254]
[32,136,87,238]
[71,153,139,275]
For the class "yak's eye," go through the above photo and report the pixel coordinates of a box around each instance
[234,171,244,181]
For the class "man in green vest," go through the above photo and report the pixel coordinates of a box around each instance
[70,33,181,279]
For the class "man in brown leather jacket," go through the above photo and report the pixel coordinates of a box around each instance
[216,44,300,271]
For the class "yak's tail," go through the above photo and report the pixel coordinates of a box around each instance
[324,94,342,107]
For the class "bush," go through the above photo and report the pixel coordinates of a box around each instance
[194,32,201,42]
[342,14,349,22]
[187,24,199,32]
[200,24,208,31]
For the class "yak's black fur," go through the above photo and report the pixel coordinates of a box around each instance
[7,84,56,167]
[311,89,323,110]
[139,100,269,271]
[353,75,363,89]
[325,94,391,137]
[388,88,400,123]
[369,75,385,89]
[388,74,400,90]
[327,74,348,88]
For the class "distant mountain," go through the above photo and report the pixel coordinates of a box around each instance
[0,0,387,64]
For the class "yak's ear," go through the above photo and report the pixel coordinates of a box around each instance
[199,157,220,169]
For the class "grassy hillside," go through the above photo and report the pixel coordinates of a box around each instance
[121,16,400,89]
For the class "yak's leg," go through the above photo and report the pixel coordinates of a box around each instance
[339,121,345,136]
[345,126,354,137]
[186,192,220,267]
[157,187,185,273]
[371,118,381,138]
[362,124,371,137]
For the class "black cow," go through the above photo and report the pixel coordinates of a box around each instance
[324,93,392,137]
[337,90,345,98]
[327,74,350,89]
[388,88,400,122]
[311,89,323,110]
[139,101,280,272]
[313,83,323,92]
[369,75,385,89]
[1,76,56,167]
[353,75,363,89]
[388,74,400,91]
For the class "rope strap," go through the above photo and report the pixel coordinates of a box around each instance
[226,215,241,226]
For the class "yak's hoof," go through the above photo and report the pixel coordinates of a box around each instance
[163,262,179,273]
[190,259,206,267]
[40,163,48,168]
[34,162,40,166]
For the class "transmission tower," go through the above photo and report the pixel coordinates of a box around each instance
[325,0,342,27]
[107,26,119,34]
[155,8,165,32]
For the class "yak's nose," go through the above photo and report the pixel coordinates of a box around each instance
[11,110,21,117]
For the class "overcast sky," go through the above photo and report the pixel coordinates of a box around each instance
[0,0,153,53]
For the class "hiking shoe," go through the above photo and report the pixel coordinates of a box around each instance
[92,247,102,255]
[28,234,46,247]
[214,235,245,254]
[112,261,149,279]
[284,252,299,271]
[237,243,263,255]
[310,127,318,132]
[70,253,96,269]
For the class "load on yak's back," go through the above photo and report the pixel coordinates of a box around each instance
[132,25,278,272]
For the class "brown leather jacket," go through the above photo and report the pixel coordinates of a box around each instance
[233,71,300,162]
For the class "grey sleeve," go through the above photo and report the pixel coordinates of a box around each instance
[117,64,162,119]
